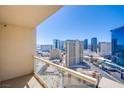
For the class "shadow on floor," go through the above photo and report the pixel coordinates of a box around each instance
[0,73,33,88]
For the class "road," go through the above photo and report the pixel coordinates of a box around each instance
[83,59,123,83]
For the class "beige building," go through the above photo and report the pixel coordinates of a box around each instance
[99,42,111,56]
[65,40,83,67]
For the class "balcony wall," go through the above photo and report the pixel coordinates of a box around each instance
[0,24,36,81]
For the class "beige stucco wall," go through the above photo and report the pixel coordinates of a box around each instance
[0,24,36,81]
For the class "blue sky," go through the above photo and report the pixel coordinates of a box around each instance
[36,5,124,45]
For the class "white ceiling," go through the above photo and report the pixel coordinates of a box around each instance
[0,5,63,28]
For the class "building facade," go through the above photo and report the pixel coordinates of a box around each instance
[65,40,83,67]
[53,39,60,49]
[91,37,97,53]
[40,45,52,52]
[60,41,64,51]
[83,39,88,49]
[99,42,111,57]
[111,26,124,67]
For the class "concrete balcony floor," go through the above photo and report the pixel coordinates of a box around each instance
[0,73,44,88]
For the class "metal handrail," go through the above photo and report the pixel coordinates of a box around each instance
[33,56,97,85]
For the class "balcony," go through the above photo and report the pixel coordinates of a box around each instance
[0,5,63,87]
[1,56,124,88]
[1,56,97,88]
[0,6,124,88]
[33,56,98,88]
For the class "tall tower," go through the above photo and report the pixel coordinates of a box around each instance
[83,39,88,49]
[60,41,64,51]
[91,37,97,53]
[53,39,60,49]
[65,40,83,67]
[111,26,124,67]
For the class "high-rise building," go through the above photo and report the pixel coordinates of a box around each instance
[53,39,60,49]
[65,40,83,67]
[99,42,111,56]
[91,37,97,53]
[112,39,117,55]
[60,41,64,51]
[40,45,52,52]
[111,26,124,67]
[83,39,88,49]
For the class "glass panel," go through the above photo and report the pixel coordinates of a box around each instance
[34,57,97,88]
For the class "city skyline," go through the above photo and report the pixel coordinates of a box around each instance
[36,5,124,45]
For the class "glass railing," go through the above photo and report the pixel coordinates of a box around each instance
[33,56,97,88]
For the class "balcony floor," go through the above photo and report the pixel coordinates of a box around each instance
[0,73,38,88]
